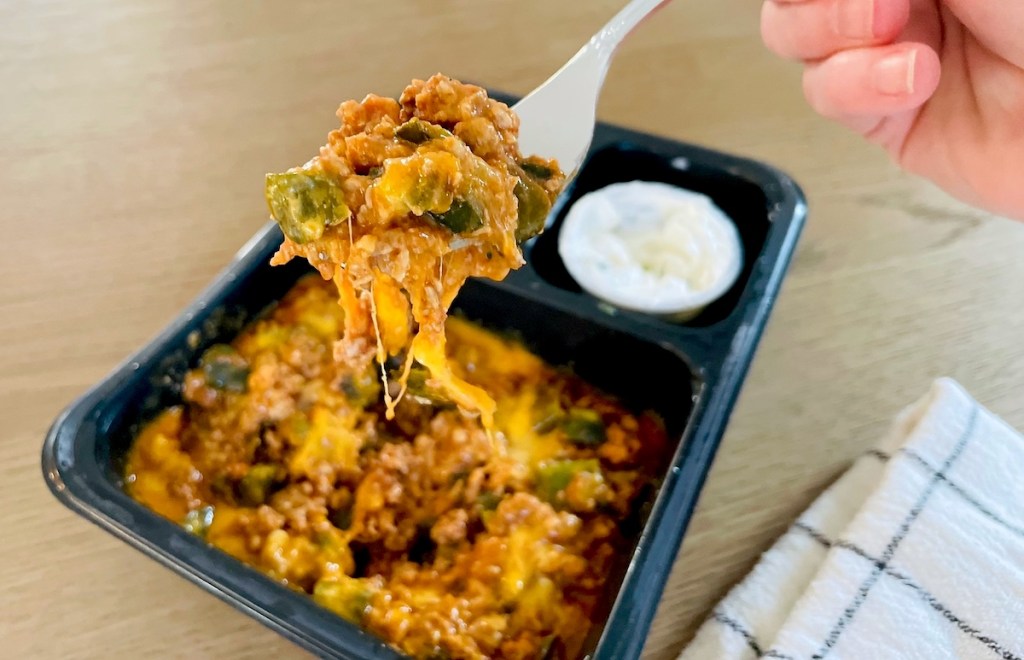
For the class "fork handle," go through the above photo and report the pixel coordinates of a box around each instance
[591,0,672,57]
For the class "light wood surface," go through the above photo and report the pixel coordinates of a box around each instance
[4,1,1024,658]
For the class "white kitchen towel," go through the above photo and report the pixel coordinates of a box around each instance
[679,378,1024,660]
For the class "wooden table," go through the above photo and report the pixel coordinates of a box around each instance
[5,1,1024,657]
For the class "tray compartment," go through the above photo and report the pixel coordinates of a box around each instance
[528,143,772,328]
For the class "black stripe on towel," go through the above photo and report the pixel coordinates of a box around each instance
[712,611,764,656]
[788,521,1021,660]
[865,448,892,462]
[901,448,1024,539]
[811,406,978,659]
[793,521,832,548]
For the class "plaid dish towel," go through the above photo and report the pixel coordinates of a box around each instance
[679,378,1024,660]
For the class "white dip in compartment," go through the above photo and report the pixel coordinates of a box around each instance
[558,180,743,320]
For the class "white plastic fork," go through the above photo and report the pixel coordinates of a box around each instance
[513,0,670,179]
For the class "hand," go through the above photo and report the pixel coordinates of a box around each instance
[761,0,1024,220]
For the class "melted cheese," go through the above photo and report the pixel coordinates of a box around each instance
[266,76,565,438]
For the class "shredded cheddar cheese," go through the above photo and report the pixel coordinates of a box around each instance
[125,274,669,659]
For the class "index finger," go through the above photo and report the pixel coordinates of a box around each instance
[762,0,910,61]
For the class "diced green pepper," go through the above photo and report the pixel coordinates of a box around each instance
[404,169,454,214]
[313,577,373,624]
[265,169,349,244]
[182,505,215,538]
[329,505,353,531]
[315,528,346,549]
[561,408,606,446]
[395,118,451,144]
[533,416,561,435]
[477,491,503,511]
[520,160,555,180]
[532,396,566,434]
[339,367,381,408]
[538,635,563,659]
[238,464,279,506]
[513,176,552,242]
[210,474,235,502]
[199,344,249,393]
[535,459,601,504]
[399,364,452,406]
[428,199,484,234]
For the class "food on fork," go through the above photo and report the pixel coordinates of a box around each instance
[265,74,566,433]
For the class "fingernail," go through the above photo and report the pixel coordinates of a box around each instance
[873,50,917,95]
[835,0,875,39]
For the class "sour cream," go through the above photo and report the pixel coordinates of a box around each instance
[558,181,743,320]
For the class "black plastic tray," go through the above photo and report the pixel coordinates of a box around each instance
[42,116,805,659]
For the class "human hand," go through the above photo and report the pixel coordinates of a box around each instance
[761,0,1024,220]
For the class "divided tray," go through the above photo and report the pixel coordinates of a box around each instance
[43,113,806,660]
